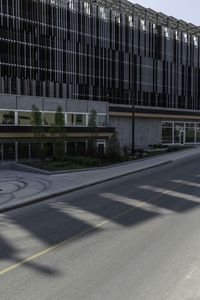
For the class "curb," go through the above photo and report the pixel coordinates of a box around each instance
[0,160,172,214]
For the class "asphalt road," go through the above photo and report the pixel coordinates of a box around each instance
[1,154,200,299]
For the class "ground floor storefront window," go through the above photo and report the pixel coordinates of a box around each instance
[18,143,30,160]
[3,143,16,160]
[185,123,195,143]
[162,121,199,144]
[174,123,185,144]
[196,124,200,143]
[162,122,173,144]
[0,139,107,161]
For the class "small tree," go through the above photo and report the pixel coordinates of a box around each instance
[53,106,66,163]
[88,108,97,127]
[88,108,98,156]
[31,104,42,126]
[106,133,122,162]
[31,105,46,161]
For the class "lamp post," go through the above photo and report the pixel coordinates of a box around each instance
[131,90,135,157]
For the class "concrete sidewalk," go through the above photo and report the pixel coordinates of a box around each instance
[0,147,200,213]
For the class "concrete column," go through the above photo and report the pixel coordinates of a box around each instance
[15,111,18,125]
[86,114,89,127]
[65,113,67,126]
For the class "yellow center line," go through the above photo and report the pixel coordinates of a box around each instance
[0,176,197,277]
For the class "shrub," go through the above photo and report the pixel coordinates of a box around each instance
[84,158,101,167]
[135,148,144,158]
[65,156,101,167]
[167,146,178,152]
[122,144,132,160]
[106,133,122,162]
[67,156,85,165]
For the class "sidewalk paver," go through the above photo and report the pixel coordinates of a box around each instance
[0,147,199,213]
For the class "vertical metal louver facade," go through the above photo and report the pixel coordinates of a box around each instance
[0,0,200,110]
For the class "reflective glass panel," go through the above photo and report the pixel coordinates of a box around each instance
[67,114,73,126]
[0,111,14,125]
[162,122,173,144]
[185,123,195,143]
[18,143,29,160]
[196,124,200,142]
[43,113,55,125]
[98,114,107,127]
[174,123,184,144]
[31,143,40,159]
[3,143,15,160]
[67,114,86,126]
[77,142,86,155]
[18,111,31,125]
[75,114,86,126]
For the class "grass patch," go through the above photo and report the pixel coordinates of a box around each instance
[21,145,192,172]
[23,156,110,171]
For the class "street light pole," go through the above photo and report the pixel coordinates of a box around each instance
[131,90,135,157]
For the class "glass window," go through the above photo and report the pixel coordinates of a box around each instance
[3,143,15,160]
[18,143,29,160]
[193,36,198,47]
[162,122,172,128]
[196,124,200,143]
[0,111,14,125]
[0,143,2,161]
[162,122,173,144]
[174,123,184,144]
[77,142,86,155]
[31,143,40,159]
[43,113,55,125]
[67,114,73,126]
[67,142,76,155]
[46,143,54,157]
[84,2,90,15]
[67,114,86,126]
[185,123,195,143]
[18,111,31,125]
[68,0,75,10]
[75,114,86,126]
[99,7,107,20]
[128,16,133,27]
[98,114,107,127]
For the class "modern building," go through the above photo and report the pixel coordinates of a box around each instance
[0,0,200,160]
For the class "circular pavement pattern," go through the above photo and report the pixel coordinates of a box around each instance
[0,176,52,205]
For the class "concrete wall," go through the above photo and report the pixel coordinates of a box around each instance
[110,116,162,148]
[109,116,132,147]
[135,118,162,147]
[0,95,17,109]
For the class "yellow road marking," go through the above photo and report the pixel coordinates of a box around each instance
[0,178,196,277]
[0,199,148,276]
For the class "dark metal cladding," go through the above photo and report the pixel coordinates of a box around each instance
[0,0,200,110]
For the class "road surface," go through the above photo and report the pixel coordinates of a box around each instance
[1,154,200,299]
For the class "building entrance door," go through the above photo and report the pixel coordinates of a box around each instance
[179,130,185,145]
